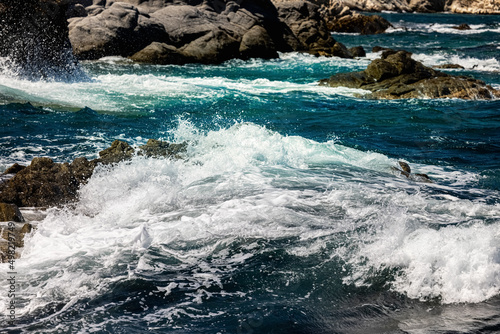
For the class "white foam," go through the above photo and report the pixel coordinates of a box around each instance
[413,53,500,72]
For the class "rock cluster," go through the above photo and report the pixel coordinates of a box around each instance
[319,50,500,100]
[0,139,186,208]
[0,0,85,80]
[66,0,357,63]
[322,0,500,14]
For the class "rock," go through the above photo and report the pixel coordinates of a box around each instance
[432,64,465,69]
[138,139,188,158]
[327,13,393,34]
[349,46,366,58]
[4,163,26,175]
[0,0,85,81]
[69,2,168,59]
[319,50,500,100]
[452,23,471,30]
[0,139,186,208]
[372,46,392,53]
[0,203,24,222]
[69,0,305,63]
[0,221,33,262]
[130,42,193,65]
[98,140,135,164]
[304,0,500,14]
[239,25,279,60]
[273,0,350,57]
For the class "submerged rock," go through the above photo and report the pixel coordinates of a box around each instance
[319,50,500,100]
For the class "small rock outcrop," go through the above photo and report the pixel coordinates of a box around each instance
[326,12,393,34]
[0,0,85,80]
[0,203,24,222]
[0,139,186,208]
[319,50,500,100]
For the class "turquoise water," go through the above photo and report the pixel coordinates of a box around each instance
[0,13,500,333]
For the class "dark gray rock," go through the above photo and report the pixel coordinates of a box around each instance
[349,46,366,58]
[0,0,85,81]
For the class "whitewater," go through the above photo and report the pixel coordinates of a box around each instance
[1,12,500,334]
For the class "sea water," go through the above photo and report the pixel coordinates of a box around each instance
[0,12,499,333]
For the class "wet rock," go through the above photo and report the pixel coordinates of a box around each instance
[0,0,84,80]
[327,13,393,34]
[319,50,500,100]
[4,163,26,175]
[273,0,351,58]
[432,64,465,69]
[0,203,24,222]
[138,139,188,159]
[69,2,168,59]
[0,221,33,262]
[98,140,135,164]
[452,23,471,30]
[69,0,301,63]
[349,46,366,58]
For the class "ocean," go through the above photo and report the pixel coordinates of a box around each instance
[1,12,500,333]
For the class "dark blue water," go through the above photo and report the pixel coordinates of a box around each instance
[1,13,500,334]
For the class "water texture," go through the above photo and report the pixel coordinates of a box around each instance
[0,12,499,334]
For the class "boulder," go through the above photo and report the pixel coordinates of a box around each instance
[349,46,366,58]
[326,13,393,34]
[69,2,168,59]
[0,203,24,222]
[68,0,301,63]
[0,0,85,80]
[319,50,500,100]
[273,0,351,58]
[4,163,26,175]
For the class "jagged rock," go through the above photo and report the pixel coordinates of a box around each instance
[432,64,465,69]
[69,0,300,63]
[349,46,366,58]
[0,0,84,80]
[274,0,350,57]
[4,163,26,175]
[138,139,188,158]
[0,139,186,208]
[452,23,471,30]
[327,13,392,34]
[319,50,500,100]
[69,2,168,59]
[0,203,24,222]
[98,140,135,164]
[0,157,93,207]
